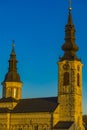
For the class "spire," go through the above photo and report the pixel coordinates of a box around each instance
[9,40,17,72]
[60,1,79,61]
[3,41,21,82]
[68,9,73,25]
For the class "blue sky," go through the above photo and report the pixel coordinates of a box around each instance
[0,0,87,114]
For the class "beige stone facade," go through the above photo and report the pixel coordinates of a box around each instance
[58,60,84,130]
[0,7,85,130]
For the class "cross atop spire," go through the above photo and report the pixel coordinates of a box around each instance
[12,40,15,54]
[12,40,15,48]
[68,0,72,12]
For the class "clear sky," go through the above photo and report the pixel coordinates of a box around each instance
[0,0,87,114]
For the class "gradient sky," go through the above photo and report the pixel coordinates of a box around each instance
[0,0,87,114]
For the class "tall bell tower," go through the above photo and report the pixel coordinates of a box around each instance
[58,6,84,129]
[2,42,22,100]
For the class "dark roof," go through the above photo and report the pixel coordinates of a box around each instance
[83,115,87,124]
[0,108,10,113]
[83,115,87,129]
[3,71,21,82]
[54,121,74,129]
[12,97,58,113]
[0,97,18,103]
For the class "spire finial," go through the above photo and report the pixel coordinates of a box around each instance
[11,40,15,54]
[12,40,15,48]
[68,0,72,12]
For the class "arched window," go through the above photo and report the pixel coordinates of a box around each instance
[7,88,12,97]
[77,73,80,86]
[63,72,69,86]
[13,88,17,98]
[43,128,47,130]
[34,125,38,130]
[19,128,22,130]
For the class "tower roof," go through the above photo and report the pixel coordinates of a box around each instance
[60,8,80,61]
[3,41,21,82]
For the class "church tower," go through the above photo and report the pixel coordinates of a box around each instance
[2,42,22,100]
[58,7,84,129]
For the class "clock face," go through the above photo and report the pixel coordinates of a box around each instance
[63,63,70,70]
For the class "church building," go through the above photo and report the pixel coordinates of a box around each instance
[0,6,85,130]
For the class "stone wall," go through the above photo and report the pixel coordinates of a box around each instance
[0,112,53,130]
